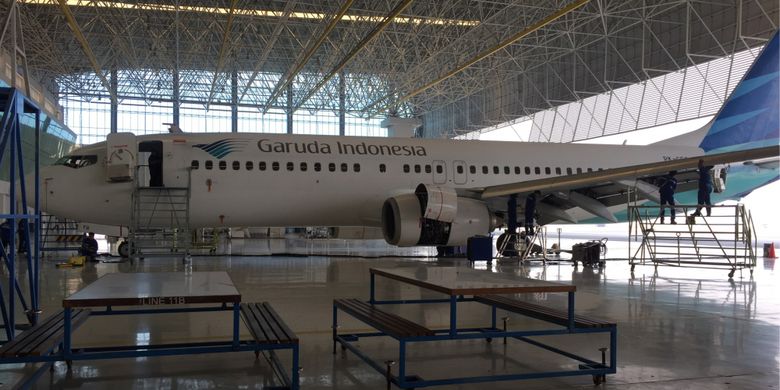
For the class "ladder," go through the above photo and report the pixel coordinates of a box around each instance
[39,214,81,255]
[629,203,757,278]
[496,226,548,263]
[128,169,191,260]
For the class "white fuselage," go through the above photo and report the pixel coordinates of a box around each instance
[40,133,702,228]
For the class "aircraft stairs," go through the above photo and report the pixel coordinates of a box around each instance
[129,183,191,261]
[628,204,757,278]
[39,214,81,256]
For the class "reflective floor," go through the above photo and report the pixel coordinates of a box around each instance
[2,237,779,389]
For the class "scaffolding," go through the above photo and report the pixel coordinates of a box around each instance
[0,88,42,341]
[128,167,191,261]
[628,204,757,278]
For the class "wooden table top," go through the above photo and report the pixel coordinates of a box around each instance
[63,272,241,308]
[370,266,575,296]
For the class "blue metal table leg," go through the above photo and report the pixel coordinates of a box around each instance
[449,295,457,337]
[398,340,406,388]
[63,307,72,362]
[610,327,617,369]
[491,306,497,329]
[291,344,300,390]
[332,304,338,354]
[232,303,240,349]
[567,292,575,331]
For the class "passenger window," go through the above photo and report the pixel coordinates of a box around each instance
[354,163,360,173]
[534,167,540,175]
[272,162,280,171]
[555,167,561,175]
[341,163,348,172]
[286,162,294,171]
[425,165,431,174]
[205,160,213,170]
[493,166,499,174]
[300,162,308,172]
[314,162,321,172]
[246,161,253,170]
[329,163,336,172]
[545,167,551,175]
[576,167,582,174]
[514,166,521,174]
[403,164,410,173]
[566,167,572,175]
[456,165,464,174]
[191,160,199,170]
[219,161,227,170]
[380,163,386,173]
[259,161,266,171]
[436,165,443,174]
[414,164,421,173]
[470,166,476,174]
[482,166,488,174]
[232,161,240,170]
[504,166,510,175]
[525,167,531,175]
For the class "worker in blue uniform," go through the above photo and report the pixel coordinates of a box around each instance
[524,191,541,235]
[0,220,11,253]
[692,159,713,217]
[80,232,99,261]
[658,171,677,224]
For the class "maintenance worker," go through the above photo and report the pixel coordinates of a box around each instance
[692,159,713,217]
[0,220,11,253]
[658,171,677,224]
[17,219,32,253]
[80,232,99,262]
[524,190,541,235]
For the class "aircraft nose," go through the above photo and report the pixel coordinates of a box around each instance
[18,170,48,209]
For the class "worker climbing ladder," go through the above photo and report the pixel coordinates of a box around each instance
[128,167,192,261]
[628,204,757,278]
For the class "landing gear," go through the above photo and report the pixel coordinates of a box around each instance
[117,240,129,258]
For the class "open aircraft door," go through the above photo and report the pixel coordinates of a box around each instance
[164,137,191,188]
[105,132,136,182]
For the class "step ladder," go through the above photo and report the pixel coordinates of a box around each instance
[496,226,548,263]
[128,169,191,260]
[628,204,757,278]
[39,214,81,255]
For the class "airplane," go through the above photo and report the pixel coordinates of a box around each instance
[30,30,779,257]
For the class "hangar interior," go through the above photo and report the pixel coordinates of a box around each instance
[0,0,778,389]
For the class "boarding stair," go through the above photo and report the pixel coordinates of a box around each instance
[128,169,191,260]
[628,204,757,278]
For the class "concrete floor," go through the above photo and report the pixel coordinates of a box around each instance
[1,239,779,389]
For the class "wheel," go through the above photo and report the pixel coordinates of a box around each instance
[486,337,492,343]
[118,241,129,258]
[592,374,603,385]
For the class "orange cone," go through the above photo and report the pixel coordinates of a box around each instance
[769,243,777,259]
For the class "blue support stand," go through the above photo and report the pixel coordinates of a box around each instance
[0,88,42,342]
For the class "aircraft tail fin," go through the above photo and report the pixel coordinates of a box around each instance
[697,30,779,153]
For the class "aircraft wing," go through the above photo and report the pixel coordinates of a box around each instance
[477,145,778,223]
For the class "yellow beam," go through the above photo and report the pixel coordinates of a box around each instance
[263,0,354,113]
[56,0,114,102]
[295,0,414,111]
[368,0,589,115]
[206,0,239,108]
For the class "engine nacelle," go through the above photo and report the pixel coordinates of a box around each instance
[381,189,493,247]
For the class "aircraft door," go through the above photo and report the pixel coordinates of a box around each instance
[138,141,163,187]
[453,160,467,185]
[433,160,447,184]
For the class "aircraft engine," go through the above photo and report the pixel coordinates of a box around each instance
[381,184,495,247]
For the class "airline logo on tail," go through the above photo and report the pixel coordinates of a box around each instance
[700,30,780,153]
[192,139,250,159]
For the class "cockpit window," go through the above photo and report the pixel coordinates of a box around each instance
[54,155,98,169]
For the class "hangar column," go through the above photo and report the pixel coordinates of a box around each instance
[380,117,421,138]
[110,68,118,133]
[286,83,293,134]
[231,70,238,133]
[339,72,346,136]
[172,69,180,128]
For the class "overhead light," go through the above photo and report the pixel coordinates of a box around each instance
[22,0,480,26]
